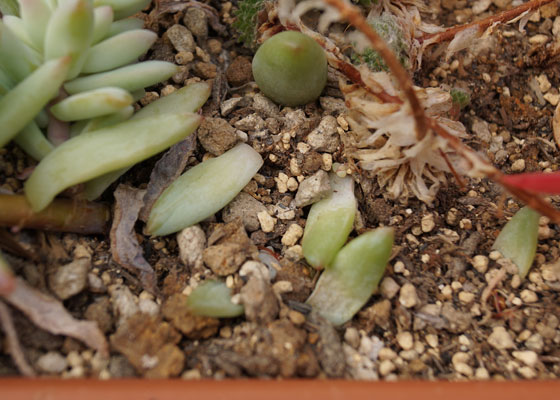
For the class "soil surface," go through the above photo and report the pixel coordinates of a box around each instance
[1,0,560,381]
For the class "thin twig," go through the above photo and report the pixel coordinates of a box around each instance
[420,0,555,44]
[0,301,36,376]
[324,0,428,141]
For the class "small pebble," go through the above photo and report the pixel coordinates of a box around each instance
[475,367,490,380]
[513,350,538,367]
[378,347,398,361]
[399,283,419,308]
[396,331,414,350]
[344,327,360,349]
[378,360,396,376]
[281,224,304,246]
[380,277,400,299]
[488,326,515,350]
[518,366,537,379]
[288,310,306,325]
[472,255,489,274]
[421,214,435,232]
[520,289,538,303]
[425,334,438,348]
[458,291,475,304]
[37,352,68,374]
[257,211,276,233]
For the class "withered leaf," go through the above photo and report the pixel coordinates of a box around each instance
[553,102,560,150]
[3,278,108,357]
[139,135,197,222]
[110,185,157,294]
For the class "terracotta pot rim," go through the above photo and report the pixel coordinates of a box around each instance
[2,378,560,400]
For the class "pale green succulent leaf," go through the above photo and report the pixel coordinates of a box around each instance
[64,61,179,94]
[0,20,41,82]
[94,0,150,19]
[81,105,134,133]
[84,82,211,200]
[14,121,55,161]
[0,56,71,148]
[307,227,394,326]
[82,29,157,73]
[35,108,50,128]
[0,67,14,95]
[44,0,94,79]
[493,206,540,279]
[49,87,133,121]
[302,174,357,269]
[107,17,144,37]
[3,15,36,48]
[187,280,244,318]
[19,0,52,51]
[133,82,211,119]
[147,143,264,236]
[92,5,114,44]
[25,113,202,212]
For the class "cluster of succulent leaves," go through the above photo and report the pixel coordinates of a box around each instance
[0,0,208,212]
[450,87,471,109]
[351,12,409,72]
[232,0,268,48]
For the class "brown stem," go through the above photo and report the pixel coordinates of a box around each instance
[420,0,555,44]
[0,195,110,234]
[323,0,428,141]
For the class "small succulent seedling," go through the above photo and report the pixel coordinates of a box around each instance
[252,30,327,106]
[302,173,357,269]
[493,206,540,278]
[306,227,394,326]
[147,143,264,236]
[233,0,267,48]
[186,280,244,318]
[351,12,408,72]
[450,88,471,110]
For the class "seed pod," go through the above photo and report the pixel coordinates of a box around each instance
[493,206,540,279]
[25,113,201,212]
[252,31,327,106]
[147,143,264,236]
[302,174,357,269]
[186,280,244,318]
[306,227,394,326]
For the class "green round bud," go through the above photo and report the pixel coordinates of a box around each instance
[252,31,327,106]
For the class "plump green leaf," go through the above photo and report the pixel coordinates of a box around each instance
[49,87,133,121]
[14,122,54,161]
[44,0,95,79]
[187,280,244,318]
[3,15,35,48]
[0,56,70,148]
[64,61,179,94]
[19,0,52,51]
[25,113,202,212]
[91,5,114,44]
[0,20,41,82]
[493,206,540,279]
[147,143,264,236]
[107,17,144,37]
[306,227,394,326]
[302,174,357,269]
[94,0,150,19]
[83,29,157,73]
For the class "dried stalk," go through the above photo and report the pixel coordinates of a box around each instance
[420,0,555,44]
[0,301,35,376]
[0,195,110,234]
[323,0,428,140]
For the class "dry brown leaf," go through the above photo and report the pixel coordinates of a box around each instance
[111,185,157,294]
[0,301,35,376]
[139,135,197,222]
[553,102,560,149]
[3,278,108,357]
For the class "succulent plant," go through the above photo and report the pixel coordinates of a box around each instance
[232,0,268,48]
[0,0,210,211]
[186,280,244,318]
[306,227,394,326]
[252,30,327,106]
[351,12,409,72]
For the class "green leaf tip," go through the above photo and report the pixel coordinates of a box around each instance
[306,227,394,326]
[493,206,540,279]
[186,280,244,318]
[302,173,357,269]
